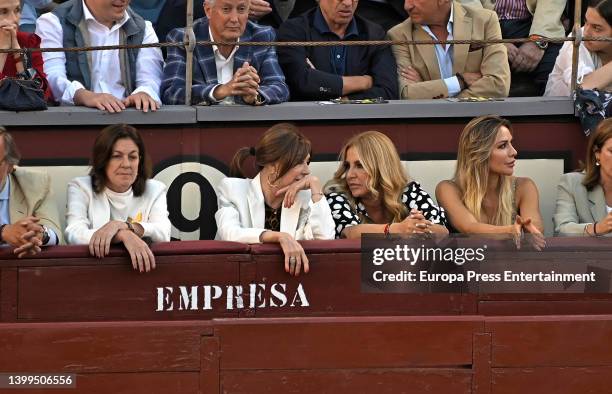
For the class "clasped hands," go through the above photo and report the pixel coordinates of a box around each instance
[214,61,262,105]
[0,22,19,52]
[506,42,544,73]
[2,217,45,258]
[89,220,156,273]
[393,208,434,235]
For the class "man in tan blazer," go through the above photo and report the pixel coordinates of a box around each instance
[387,0,510,100]
[0,127,62,257]
[471,0,567,95]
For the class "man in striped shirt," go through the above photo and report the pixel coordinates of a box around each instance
[475,0,567,96]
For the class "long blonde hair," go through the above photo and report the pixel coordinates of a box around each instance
[454,115,514,226]
[325,131,409,223]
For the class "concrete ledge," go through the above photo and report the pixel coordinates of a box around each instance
[195,97,575,122]
[0,97,574,126]
[0,105,197,126]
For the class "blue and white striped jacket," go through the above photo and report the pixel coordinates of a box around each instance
[161,18,289,105]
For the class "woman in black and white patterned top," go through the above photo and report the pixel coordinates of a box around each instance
[324,131,448,239]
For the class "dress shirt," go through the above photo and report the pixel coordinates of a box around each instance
[313,8,359,77]
[35,0,163,105]
[0,176,58,246]
[493,0,530,21]
[544,28,608,96]
[0,177,11,232]
[421,4,461,96]
[208,27,239,104]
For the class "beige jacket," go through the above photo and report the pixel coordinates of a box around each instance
[9,167,63,244]
[477,0,567,39]
[387,1,510,99]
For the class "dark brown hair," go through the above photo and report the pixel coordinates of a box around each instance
[589,0,612,26]
[230,123,311,179]
[583,118,612,190]
[89,124,151,196]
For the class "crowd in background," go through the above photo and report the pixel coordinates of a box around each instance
[0,0,610,110]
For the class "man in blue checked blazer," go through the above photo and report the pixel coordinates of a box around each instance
[161,0,289,105]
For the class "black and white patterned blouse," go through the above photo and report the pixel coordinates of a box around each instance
[325,181,447,238]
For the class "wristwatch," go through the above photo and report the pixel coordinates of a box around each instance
[41,225,50,245]
[529,35,548,50]
[253,92,265,106]
[534,40,548,50]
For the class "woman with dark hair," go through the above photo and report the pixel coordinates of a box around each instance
[554,118,612,235]
[436,115,544,243]
[215,123,335,276]
[324,130,447,239]
[65,124,171,272]
[0,0,51,100]
[545,0,612,96]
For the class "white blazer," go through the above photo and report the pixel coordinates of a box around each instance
[65,176,171,245]
[215,173,336,243]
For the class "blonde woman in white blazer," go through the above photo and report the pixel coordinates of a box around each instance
[215,123,335,276]
[65,125,171,273]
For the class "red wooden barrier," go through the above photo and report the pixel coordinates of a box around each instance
[2,315,611,393]
[487,315,612,394]
[3,238,612,322]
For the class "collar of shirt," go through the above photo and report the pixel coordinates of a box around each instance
[0,176,9,201]
[313,7,359,39]
[421,2,453,52]
[81,0,130,32]
[209,27,240,62]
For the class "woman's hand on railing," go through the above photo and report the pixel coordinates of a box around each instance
[89,220,127,258]
[392,209,434,234]
[116,229,156,273]
[512,215,546,251]
[278,232,309,276]
[260,231,309,276]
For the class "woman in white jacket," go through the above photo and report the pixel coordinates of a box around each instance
[65,124,171,273]
[215,123,335,276]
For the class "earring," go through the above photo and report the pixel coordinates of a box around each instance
[596,160,601,166]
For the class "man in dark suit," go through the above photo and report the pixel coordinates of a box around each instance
[161,0,289,105]
[248,0,318,28]
[155,0,205,43]
[277,0,398,101]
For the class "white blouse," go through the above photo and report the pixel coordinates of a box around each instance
[65,176,171,245]
[545,28,605,97]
